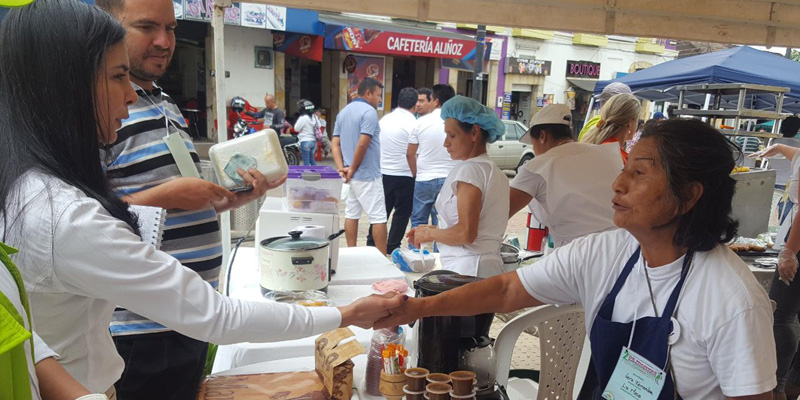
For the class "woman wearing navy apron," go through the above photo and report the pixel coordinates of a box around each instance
[377,120,777,400]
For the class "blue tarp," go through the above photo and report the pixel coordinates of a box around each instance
[594,46,800,114]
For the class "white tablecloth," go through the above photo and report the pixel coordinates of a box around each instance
[213,246,413,374]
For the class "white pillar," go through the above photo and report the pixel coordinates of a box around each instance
[212,0,232,295]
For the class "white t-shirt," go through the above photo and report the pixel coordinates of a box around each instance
[436,154,509,277]
[510,142,622,247]
[294,114,319,143]
[0,261,58,400]
[5,171,341,392]
[408,109,455,181]
[379,108,417,177]
[517,229,776,399]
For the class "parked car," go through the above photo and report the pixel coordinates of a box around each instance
[488,120,534,171]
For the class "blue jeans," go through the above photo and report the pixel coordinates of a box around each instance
[409,178,445,250]
[300,141,317,165]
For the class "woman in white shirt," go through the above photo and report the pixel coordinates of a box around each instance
[383,120,775,400]
[509,104,623,248]
[0,2,402,394]
[294,99,321,165]
[406,96,509,278]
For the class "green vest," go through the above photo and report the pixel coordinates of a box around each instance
[0,242,33,400]
[578,115,602,142]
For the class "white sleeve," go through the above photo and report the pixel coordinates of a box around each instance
[32,331,59,363]
[408,123,421,144]
[451,163,488,194]
[515,231,625,306]
[510,165,547,205]
[293,116,305,132]
[52,199,341,345]
[707,306,777,397]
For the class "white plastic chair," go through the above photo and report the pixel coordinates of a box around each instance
[494,304,591,400]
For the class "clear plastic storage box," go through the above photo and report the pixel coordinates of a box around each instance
[284,166,343,213]
[208,129,288,191]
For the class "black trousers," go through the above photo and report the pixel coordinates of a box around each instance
[114,331,208,400]
[367,174,415,254]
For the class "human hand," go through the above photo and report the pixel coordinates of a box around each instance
[345,167,355,183]
[214,169,287,212]
[338,293,408,329]
[779,248,799,285]
[373,297,425,330]
[406,225,437,248]
[338,167,351,183]
[749,144,782,158]
[151,177,236,211]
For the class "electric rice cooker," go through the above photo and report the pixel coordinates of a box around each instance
[259,230,342,295]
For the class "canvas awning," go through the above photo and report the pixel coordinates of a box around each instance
[245,0,800,48]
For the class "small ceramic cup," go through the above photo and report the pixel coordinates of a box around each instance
[426,373,451,385]
[448,371,476,396]
[426,382,453,400]
[405,367,430,392]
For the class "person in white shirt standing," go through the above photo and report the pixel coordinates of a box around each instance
[509,104,623,248]
[367,88,419,254]
[416,87,434,117]
[294,99,321,166]
[407,84,456,246]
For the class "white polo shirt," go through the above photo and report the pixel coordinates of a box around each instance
[408,109,455,182]
[379,108,417,177]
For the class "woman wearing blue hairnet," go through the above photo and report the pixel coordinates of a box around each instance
[406,96,510,278]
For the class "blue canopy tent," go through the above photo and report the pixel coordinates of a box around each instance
[594,46,800,114]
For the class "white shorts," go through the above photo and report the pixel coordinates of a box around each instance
[345,177,388,224]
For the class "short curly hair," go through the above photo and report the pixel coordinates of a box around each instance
[639,119,739,252]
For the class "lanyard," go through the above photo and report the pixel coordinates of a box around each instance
[142,90,199,179]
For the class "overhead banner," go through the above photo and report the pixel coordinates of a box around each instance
[274,33,324,62]
[266,5,287,31]
[506,57,552,76]
[325,25,476,60]
[180,0,241,25]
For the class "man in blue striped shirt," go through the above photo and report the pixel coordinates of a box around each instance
[97,0,284,398]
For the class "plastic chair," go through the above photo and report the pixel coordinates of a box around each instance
[495,304,590,400]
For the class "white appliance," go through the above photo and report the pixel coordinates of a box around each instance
[255,197,341,275]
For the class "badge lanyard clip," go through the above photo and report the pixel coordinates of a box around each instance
[155,98,199,179]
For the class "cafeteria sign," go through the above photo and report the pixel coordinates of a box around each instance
[506,57,551,76]
[566,60,601,79]
[325,25,476,60]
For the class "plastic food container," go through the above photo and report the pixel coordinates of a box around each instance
[208,129,288,191]
[284,165,343,213]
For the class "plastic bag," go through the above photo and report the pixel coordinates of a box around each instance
[365,327,406,396]
[263,290,335,307]
[391,248,435,273]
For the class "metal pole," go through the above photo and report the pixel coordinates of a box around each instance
[472,25,486,102]
[213,0,232,295]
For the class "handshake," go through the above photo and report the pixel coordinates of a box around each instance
[337,292,421,330]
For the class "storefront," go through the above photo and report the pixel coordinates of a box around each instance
[501,56,552,125]
[564,60,601,135]
[316,14,477,130]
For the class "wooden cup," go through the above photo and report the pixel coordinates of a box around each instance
[405,367,430,392]
[380,371,407,398]
[448,371,476,396]
[426,382,452,400]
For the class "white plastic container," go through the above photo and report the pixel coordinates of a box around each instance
[208,129,288,191]
[284,166,343,213]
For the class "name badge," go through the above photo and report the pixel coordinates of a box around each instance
[602,347,666,400]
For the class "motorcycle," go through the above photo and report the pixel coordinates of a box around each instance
[229,97,300,165]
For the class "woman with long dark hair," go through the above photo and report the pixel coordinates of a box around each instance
[0,1,402,395]
[380,120,776,399]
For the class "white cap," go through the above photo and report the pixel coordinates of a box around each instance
[520,104,572,144]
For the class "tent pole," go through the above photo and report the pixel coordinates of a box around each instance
[584,97,594,126]
[213,0,232,295]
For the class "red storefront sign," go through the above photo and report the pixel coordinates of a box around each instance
[324,25,476,60]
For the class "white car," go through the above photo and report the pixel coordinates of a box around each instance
[488,120,535,171]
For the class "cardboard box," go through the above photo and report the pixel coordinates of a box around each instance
[314,328,366,400]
